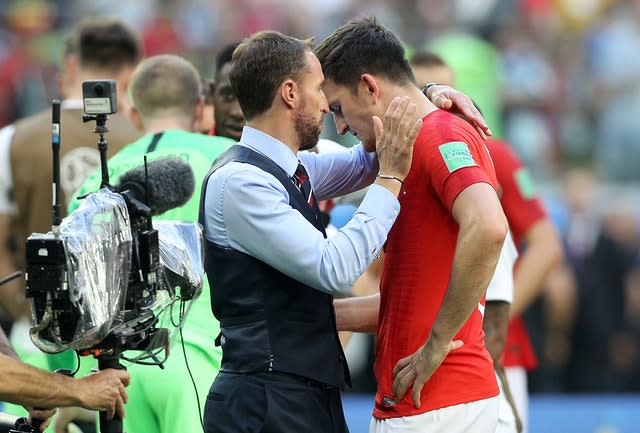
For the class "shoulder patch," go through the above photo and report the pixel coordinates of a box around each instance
[514,168,537,199]
[438,141,477,173]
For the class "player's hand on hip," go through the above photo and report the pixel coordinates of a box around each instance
[392,338,463,408]
[373,96,423,181]
[423,85,492,139]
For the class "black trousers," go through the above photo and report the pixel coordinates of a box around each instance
[204,371,350,433]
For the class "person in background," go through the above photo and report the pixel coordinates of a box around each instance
[409,51,455,90]
[209,41,244,141]
[411,50,563,433]
[197,78,216,134]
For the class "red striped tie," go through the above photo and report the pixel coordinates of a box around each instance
[293,162,315,208]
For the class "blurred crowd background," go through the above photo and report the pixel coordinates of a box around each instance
[2,0,640,397]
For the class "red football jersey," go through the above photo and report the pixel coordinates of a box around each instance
[374,110,499,419]
[485,138,547,369]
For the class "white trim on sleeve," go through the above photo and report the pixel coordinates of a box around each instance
[485,230,518,303]
[0,125,17,214]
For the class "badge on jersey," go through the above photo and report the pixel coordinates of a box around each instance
[438,141,477,173]
[514,167,537,199]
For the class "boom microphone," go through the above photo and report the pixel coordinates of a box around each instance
[115,157,195,215]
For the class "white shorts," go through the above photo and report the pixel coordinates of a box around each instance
[369,396,499,433]
[495,371,518,433]
[505,366,528,433]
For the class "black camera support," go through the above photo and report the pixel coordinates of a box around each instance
[97,353,124,433]
[82,113,111,188]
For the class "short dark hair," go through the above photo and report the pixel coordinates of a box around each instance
[65,17,141,71]
[202,78,215,104]
[229,31,312,121]
[316,17,415,93]
[409,50,447,68]
[214,41,241,80]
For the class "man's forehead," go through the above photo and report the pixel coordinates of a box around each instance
[322,79,344,100]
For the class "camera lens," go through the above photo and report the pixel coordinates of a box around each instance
[94,83,105,96]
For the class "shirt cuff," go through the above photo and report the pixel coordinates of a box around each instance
[358,184,400,230]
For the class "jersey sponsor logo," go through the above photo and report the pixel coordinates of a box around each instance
[438,141,477,173]
[61,147,101,207]
[514,167,537,199]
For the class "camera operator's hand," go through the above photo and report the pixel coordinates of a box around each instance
[73,369,130,420]
[27,407,55,431]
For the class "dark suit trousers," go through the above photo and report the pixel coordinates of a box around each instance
[204,371,350,433]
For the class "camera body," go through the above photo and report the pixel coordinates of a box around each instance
[82,80,117,115]
[25,235,77,344]
[25,189,151,353]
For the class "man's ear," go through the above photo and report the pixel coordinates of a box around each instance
[193,95,205,124]
[128,106,144,131]
[280,79,298,110]
[360,74,380,103]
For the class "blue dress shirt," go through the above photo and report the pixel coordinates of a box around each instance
[203,126,400,295]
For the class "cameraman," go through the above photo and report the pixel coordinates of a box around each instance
[0,328,129,430]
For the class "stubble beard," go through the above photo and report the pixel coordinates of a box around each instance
[295,110,322,151]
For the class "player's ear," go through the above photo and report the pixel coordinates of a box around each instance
[194,95,205,124]
[129,106,144,131]
[360,74,380,103]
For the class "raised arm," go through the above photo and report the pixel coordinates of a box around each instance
[211,98,422,296]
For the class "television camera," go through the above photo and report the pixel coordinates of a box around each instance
[22,82,204,433]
